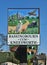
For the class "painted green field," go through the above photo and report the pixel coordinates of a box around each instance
[21,27,38,34]
[8,14,39,34]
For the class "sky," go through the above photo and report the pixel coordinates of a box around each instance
[0,0,47,54]
[8,9,38,17]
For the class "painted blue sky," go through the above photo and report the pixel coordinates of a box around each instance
[8,9,38,17]
[0,0,47,54]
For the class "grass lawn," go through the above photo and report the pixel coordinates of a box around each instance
[8,17,39,34]
[21,27,38,34]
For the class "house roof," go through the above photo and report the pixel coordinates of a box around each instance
[36,53,46,60]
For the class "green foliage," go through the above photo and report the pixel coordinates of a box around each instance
[26,16,29,19]
[0,52,20,64]
[10,45,19,49]
[0,52,9,63]
[8,20,18,26]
